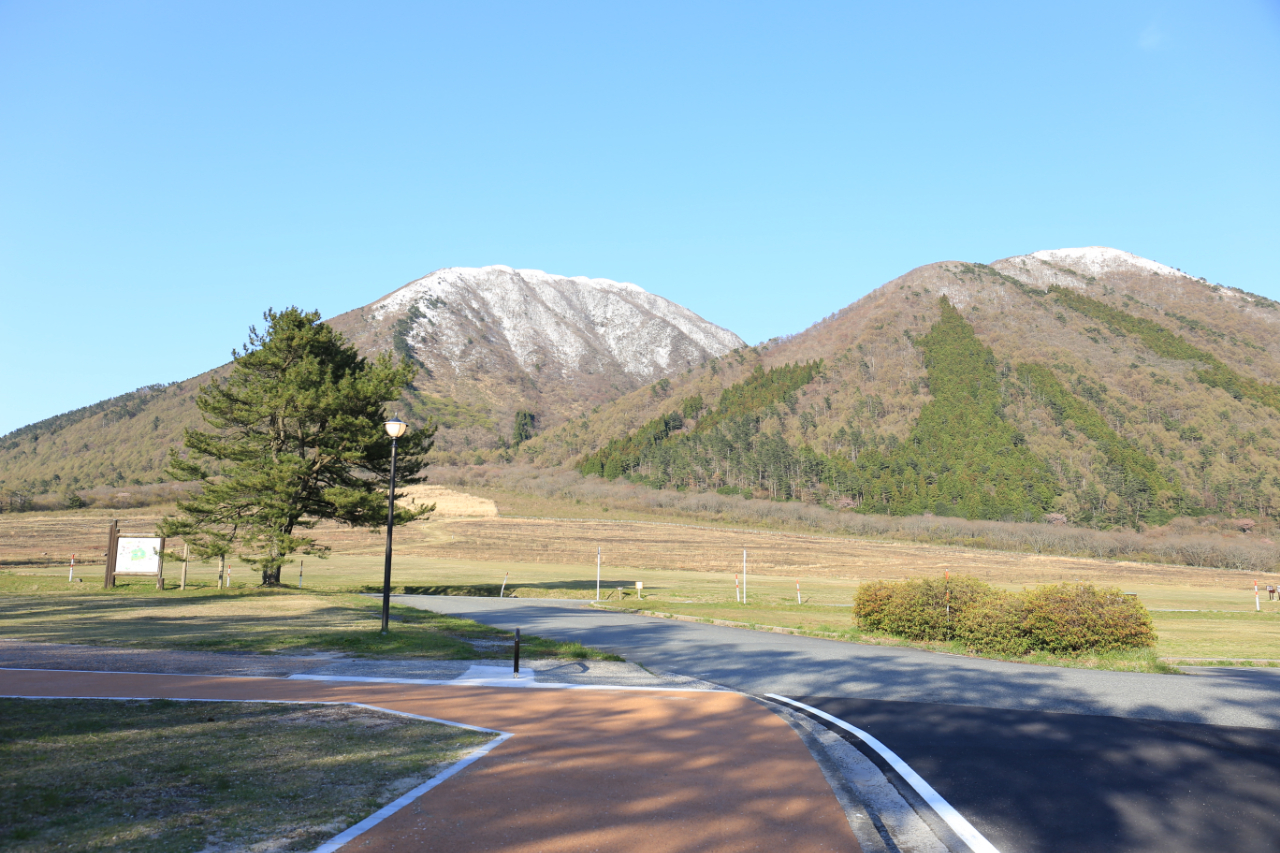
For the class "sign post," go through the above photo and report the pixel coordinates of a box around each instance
[105,525,165,590]
[104,520,119,589]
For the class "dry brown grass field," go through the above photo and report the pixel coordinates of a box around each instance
[3,491,1278,662]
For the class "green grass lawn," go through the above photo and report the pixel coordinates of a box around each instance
[0,698,495,853]
[0,571,620,661]
[1146,609,1280,661]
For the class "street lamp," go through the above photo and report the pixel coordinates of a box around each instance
[381,418,408,634]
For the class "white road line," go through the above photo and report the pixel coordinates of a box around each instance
[766,694,1001,853]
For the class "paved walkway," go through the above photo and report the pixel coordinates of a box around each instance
[0,668,860,853]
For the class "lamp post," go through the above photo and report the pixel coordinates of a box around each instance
[381,418,408,634]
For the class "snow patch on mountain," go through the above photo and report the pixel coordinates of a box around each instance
[372,265,744,378]
[990,247,1192,293]
[1026,247,1186,279]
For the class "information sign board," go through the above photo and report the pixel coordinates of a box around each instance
[113,537,164,575]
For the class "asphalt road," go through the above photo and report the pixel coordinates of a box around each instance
[397,595,1280,730]
[793,696,1280,853]
[399,595,1280,853]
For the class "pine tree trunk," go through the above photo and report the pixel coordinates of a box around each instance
[262,566,282,586]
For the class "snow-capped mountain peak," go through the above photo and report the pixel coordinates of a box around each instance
[371,265,744,379]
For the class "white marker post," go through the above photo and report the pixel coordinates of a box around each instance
[68,554,76,582]
[1256,580,1261,612]
[500,572,508,598]
[796,582,801,605]
[735,574,740,603]
[181,545,188,591]
[743,549,748,604]
[596,547,601,602]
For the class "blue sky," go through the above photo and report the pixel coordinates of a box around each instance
[2,1,1278,435]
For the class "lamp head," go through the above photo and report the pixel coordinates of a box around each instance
[383,418,408,440]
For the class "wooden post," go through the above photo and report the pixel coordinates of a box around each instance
[181,545,188,590]
[156,537,166,590]
[103,520,119,589]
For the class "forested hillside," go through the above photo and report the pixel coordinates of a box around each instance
[526,248,1280,527]
[576,300,1060,519]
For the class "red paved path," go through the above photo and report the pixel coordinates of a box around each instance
[1,669,859,852]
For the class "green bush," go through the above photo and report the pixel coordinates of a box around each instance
[853,576,997,641]
[953,594,1033,655]
[1019,583,1156,653]
[856,576,1157,655]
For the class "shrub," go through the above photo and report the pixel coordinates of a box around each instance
[854,575,998,641]
[858,576,1157,655]
[953,594,1033,656]
[852,580,898,633]
[1019,583,1156,653]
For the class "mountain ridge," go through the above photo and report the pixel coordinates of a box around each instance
[525,247,1280,527]
[6,248,1279,530]
[0,266,743,497]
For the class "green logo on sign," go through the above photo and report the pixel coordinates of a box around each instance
[130,547,147,561]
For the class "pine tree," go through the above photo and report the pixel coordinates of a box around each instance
[160,308,435,585]
[512,410,537,445]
